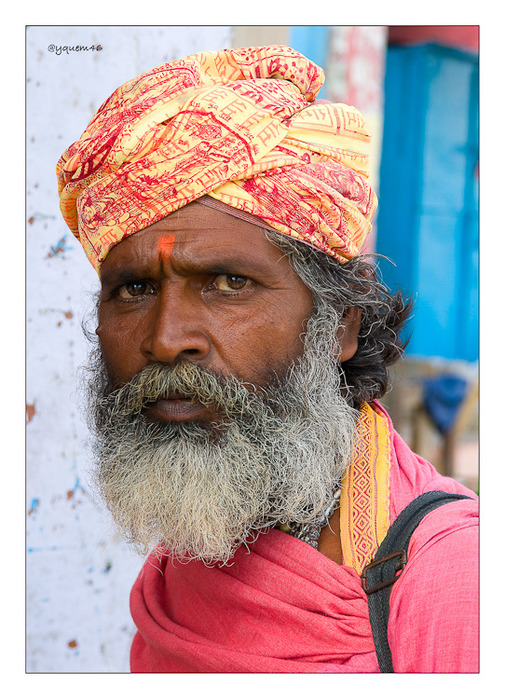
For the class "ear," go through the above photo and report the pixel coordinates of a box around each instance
[336,307,361,362]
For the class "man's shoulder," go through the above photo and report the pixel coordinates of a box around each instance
[369,400,478,517]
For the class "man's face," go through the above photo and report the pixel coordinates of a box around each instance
[97,201,315,417]
[88,201,359,564]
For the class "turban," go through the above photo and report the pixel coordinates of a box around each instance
[57,45,377,272]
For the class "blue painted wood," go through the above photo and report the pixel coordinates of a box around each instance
[376,44,478,361]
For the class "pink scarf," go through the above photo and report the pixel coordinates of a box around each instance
[130,529,378,672]
[129,403,478,673]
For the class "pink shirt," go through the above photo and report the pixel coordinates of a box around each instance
[130,405,478,672]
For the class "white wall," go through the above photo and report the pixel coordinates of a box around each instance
[26,25,233,673]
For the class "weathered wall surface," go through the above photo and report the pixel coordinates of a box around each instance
[26,25,233,672]
[325,26,388,255]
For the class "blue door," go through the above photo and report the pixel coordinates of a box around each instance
[376,44,478,361]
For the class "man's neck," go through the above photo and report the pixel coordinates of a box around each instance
[317,508,343,565]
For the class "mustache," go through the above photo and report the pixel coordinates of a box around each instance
[99,362,264,422]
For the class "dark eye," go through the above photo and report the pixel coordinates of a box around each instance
[213,274,251,292]
[116,281,155,299]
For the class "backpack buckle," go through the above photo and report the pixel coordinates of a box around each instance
[361,550,407,595]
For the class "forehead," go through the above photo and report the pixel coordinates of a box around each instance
[100,201,290,276]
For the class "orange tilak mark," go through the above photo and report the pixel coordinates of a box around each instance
[158,234,175,260]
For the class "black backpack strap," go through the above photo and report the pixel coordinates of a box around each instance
[360,490,471,673]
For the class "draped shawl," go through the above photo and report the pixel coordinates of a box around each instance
[129,403,478,673]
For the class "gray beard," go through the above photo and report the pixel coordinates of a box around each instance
[84,315,358,565]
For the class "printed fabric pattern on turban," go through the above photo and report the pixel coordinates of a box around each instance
[57,45,378,272]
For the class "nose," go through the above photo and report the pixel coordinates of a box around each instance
[139,287,212,365]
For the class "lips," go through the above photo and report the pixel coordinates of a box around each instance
[143,396,216,423]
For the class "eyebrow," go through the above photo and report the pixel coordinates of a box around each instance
[184,257,280,281]
[100,267,146,288]
[178,250,275,273]
[99,252,283,287]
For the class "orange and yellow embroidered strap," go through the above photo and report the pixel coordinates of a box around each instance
[340,403,392,573]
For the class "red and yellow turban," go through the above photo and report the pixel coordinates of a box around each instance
[57,45,377,272]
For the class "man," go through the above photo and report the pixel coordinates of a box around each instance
[57,45,478,672]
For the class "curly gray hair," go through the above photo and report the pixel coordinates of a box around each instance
[265,230,413,410]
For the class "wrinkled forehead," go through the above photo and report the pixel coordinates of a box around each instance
[98,197,297,283]
[126,195,279,251]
